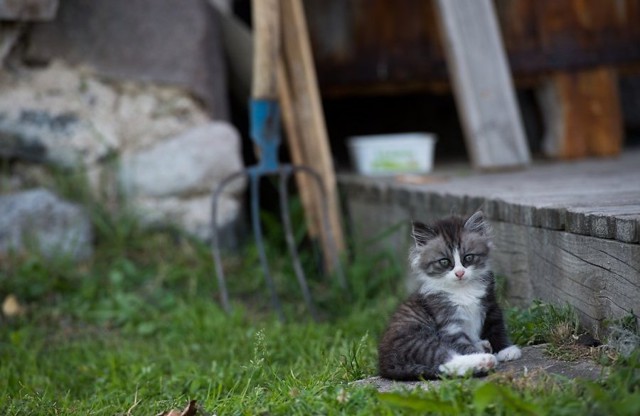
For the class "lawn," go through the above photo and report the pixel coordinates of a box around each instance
[1,204,639,415]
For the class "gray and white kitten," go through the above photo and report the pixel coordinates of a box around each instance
[378,211,521,380]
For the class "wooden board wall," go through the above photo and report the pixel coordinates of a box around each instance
[304,0,640,95]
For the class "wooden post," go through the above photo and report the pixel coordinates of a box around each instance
[251,0,279,100]
[538,67,623,159]
[277,61,320,238]
[434,0,531,170]
[279,0,346,264]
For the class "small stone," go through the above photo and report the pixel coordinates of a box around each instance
[0,188,93,260]
[2,294,25,317]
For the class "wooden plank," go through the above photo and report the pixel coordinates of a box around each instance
[615,215,640,244]
[433,0,531,170]
[277,61,319,238]
[496,193,640,231]
[582,68,624,156]
[251,0,280,99]
[491,222,640,337]
[538,67,624,159]
[566,205,640,238]
[280,0,346,264]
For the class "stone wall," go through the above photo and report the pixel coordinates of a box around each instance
[0,0,244,259]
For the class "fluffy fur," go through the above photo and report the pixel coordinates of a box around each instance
[378,211,521,380]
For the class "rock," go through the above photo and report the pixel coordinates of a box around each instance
[0,109,114,168]
[354,344,606,392]
[120,122,245,242]
[134,194,242,244]
[0,188,93,260]
[24,0,229,119]
[119,122,244,198]
[0,61,210,169]
[0,63,244,243]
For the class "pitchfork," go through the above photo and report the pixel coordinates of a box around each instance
[211,0,346,321]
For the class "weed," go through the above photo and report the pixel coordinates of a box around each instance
[606,311,640,359]
[506,300,580,346]
[339,333,372,380]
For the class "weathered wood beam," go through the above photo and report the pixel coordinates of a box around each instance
[491,221,640,338]
[434,0,531,170]
[280,0,346,264]
[538,67,624,159]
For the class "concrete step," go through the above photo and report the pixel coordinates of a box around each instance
[353,344,606,392]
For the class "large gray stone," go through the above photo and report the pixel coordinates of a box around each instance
[119,122,245,241]
[24,0,229,119]
[119,122,244,198]
[134,194,242,244]
[0,188,93,260]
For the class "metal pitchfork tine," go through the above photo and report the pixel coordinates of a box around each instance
[210,0,346,321]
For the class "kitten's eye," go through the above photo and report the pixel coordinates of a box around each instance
[464,254,474,263]
[438,258,451,267]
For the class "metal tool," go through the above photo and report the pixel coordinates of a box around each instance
[211,0,346,321]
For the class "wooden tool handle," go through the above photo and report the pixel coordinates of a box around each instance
[252,0,280,99]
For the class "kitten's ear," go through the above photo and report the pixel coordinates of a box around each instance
[411,221,437,246]
[464,211,491,235]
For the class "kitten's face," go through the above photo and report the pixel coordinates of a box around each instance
[410,212,492,291]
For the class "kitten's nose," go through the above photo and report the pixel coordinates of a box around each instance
[455,269,465,279]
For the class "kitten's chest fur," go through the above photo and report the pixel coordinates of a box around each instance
[442,284,486,340]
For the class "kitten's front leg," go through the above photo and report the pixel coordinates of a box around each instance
[481,293,521,362]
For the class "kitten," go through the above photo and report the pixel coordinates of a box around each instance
[378,211,521,380]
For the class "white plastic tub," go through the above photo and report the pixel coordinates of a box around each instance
[348,133,437,176]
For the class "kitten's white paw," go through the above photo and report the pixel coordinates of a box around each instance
[496,345,521,362]
[439,353,497,376]
[476,339,493,353]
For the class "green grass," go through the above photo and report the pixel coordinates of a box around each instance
[1,186,640,414]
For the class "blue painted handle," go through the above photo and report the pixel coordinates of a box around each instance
[250,99,281,173]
